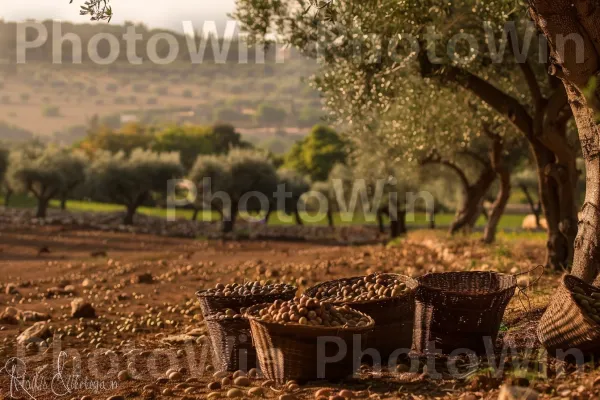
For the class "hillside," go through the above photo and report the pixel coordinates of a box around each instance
[0,20,322,150]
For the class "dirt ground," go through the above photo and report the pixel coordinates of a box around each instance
[0,224,598,400]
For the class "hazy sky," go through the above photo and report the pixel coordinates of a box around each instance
[0,0,236,32]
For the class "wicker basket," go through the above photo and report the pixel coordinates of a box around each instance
[413,271,517,355]
[197,285,297,372]
[196,284,297,317]
[305,273,417,360]
[538,274,600,356]
[205,316,257,372]
[246,304,374,383]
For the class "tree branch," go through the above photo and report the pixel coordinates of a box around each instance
[420,151,471,190]
[459,150,491,169]
[507,34,544,108]
[419,53,534,138]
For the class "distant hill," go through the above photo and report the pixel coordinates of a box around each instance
[0,20,324,146]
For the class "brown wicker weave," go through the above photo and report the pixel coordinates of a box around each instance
[538,274,600,356]
[413,271,517,355]
[205,316,257,372]
[246,304,374,383]
[196,284,297,317]
[305,273,417,360]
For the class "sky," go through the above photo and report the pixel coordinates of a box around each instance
[0,0,236,32]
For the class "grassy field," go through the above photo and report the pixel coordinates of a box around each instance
[2,194,530,230]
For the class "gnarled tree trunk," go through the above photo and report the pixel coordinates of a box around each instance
[4,187,13,207]
[293,209,303,225]
[418,38,578,269]
[222,204,238,234]
[377,209,385,233]
[482,130,511,244]
[36,197,50,219]
[122,192,148,226]
[60,194,67,211]
[327,209,334,228]
[519,184,542,228]
[421,151,495,236]
[529,0,600,282]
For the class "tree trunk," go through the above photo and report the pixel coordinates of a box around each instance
[60,194,67,211]
[398,210,407,234]
[520,184,542,228]
[483,133,511,244]
[390,219,399,238]
[327,209,334,228]
[483,175,510,244]
[191,208,199,221]
[293,209,303,226]
[36,197,50,219]
[481,129,512,243]
[264,209,273,225]
[222,206,238,233]
[123,205,136,225]
[4,188,13,207]
[377,209,385,233]
[419,43,578,270]
[528,0,600,281]
[420,151,495,235]
[449,168,496,235]
[531,140,577,271]
[428,210,436,229]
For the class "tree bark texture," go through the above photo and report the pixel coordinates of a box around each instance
[528,0,600,281]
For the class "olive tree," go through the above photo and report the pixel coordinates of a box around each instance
[234,0,579,269]
[87,149,184,225]
[189,149,278,233]
[224,149,278,232]
[526,0,600,283]
[188,155,233,222]
[308,181,337,227]
[57,150,88,210]
[7,146,86,218]
[276,169,310,225]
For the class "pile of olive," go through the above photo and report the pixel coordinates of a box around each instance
[257,295,371,328]
[213,308,247,320]
[202,282,293,297]
[573,286,600,323]
[312,274,408,302]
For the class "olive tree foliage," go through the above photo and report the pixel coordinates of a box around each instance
[87,149,184,225]
[276,169,310,225]
[188,155,233,222]
[234,0,582,269]
[7,146,88,218]
[189,149,278,233]
[72,0,113,21]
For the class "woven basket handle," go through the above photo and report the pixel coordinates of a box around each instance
[514,265,544,313]
[513,264,545,289]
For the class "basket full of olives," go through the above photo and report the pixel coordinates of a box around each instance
[196,281,297,317]
[305,273,417,359]
[205,308,257,372]
[245,296,374,383]
[196,281,297,372]
[538,274,600,356]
